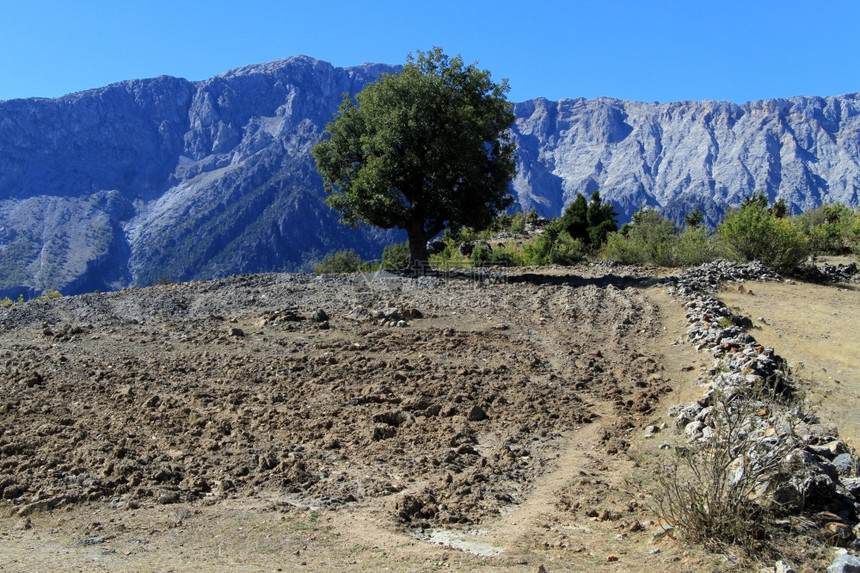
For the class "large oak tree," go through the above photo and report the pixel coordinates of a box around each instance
[312,48,516,267]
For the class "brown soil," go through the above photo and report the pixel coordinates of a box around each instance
[0,265,851,571]
[717,271,860,448]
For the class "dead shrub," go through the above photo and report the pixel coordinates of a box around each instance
[654,384,805,554]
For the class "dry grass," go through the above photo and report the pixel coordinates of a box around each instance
[718,266,860,447]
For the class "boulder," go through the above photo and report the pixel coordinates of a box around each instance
[311,308,329,322]
[458,241,491,256]
[426,239,446,255]
[828,552,860,573]
[833,453,858,477]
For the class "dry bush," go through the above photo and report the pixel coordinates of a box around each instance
[655,384,805,554]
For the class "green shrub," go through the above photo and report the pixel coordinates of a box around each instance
[0,294,25,307]
[602,230,647,265]
[523,228,585,266]
[798,203,858,255]
[554,191,618,251]
[469,243,491,266]
[459,227,494,243]
[684,208,705,229]
[381,242,410,270]
[601,208,716,267]
[428,233,469,268]
[853,212,860,261]
[609,209,679,266]
[717,200,810,273]
[505,210,531,233]
[36,289,62,301]
[314,249,369,274]
[586,191,619,248]
[470,242,523,267]
[674,226,717,266]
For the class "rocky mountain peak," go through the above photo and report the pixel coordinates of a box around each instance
[1,56,858,296]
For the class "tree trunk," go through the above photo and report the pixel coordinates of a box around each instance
[407,229,431,272]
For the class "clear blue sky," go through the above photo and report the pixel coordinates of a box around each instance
[2,0,858,104]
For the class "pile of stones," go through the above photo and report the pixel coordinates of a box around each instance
[664,259,781,295]
[806,261,860,284]
[664,261,860,553]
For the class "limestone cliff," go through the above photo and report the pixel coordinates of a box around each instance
[1,56,858,295]
[511,96,860,225]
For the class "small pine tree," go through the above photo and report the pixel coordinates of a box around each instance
[684,208,705,229]
[585,191,618,248]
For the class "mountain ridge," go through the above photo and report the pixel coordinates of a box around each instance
[1,56,858,296]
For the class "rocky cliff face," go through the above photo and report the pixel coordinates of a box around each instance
[0,57,400,296]
[1,56,859,296]
[511,96,860,224]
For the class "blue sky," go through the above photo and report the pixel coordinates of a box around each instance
[1,0,858,104]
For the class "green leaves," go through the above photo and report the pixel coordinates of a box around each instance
[551,191,617,250]
[602,208,717,267]
[312,48,516,265]
[717,198,810,273]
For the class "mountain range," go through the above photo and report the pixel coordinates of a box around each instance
[1,55,858,296]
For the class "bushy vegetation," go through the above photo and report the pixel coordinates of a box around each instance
[0,290,62,307]
[602,208,716,267]
[655,385,804,556]
[601,194,860,273]
[798,203,860,255]
[554,191,618,249]
[313,249,372,274]
[716,193,811,273]
[311,193,860,276]
[494,208,539,234]
[518,191,615,265]
[36,289,63,301]
[522,227,586,265]
[428,236,470,268]
[0,294,25,307]
[381,242,410,270]
[470,241,524,267]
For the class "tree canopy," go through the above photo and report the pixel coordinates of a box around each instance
[311,48,517,267]
[555,191,618,249]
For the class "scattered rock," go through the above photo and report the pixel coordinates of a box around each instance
[458,241,491,257]
[426,239,446,255]
[466,405,488,422]
[643,425,660,438]
[828,551,860,573]
[401,307,423,319]
[158,491,181,505]
[833,453,858,477]
[311,308,329,322]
